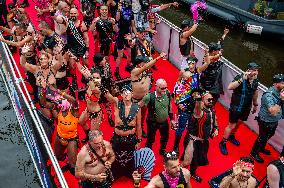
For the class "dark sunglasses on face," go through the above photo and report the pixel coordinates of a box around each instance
[207,98,214,102]
[159,87,168,90]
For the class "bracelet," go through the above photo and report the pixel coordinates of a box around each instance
[253,104,258,106]
[137,138,142,143]
[237,79,242,84]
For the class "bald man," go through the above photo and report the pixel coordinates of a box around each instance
[140,78,175,156]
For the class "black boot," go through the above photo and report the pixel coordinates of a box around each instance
[159,142,167,156]
[219,140,228,155]
[190,164,202,183]
[260,148,271,155]
[82,129,90,143]
[228,134,240,146]
[173,135,182,153]
[250,139,264,163]
[250,152,264,163]
[114,67,121,80]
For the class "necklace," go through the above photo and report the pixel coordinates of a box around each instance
[237,178,249,188]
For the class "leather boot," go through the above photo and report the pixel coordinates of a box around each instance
[173,135,182,153]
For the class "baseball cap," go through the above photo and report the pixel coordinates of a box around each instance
[186,57,198,64]
[247,62,261,70]
[181,19,194,30]
[273,73,284,83]
[208,42,222,52]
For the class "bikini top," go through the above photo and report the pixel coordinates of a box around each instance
[35,65,56,87]
[86,93,100,102]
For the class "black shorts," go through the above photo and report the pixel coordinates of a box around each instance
[116,34,130,50]
[229,108,251,123]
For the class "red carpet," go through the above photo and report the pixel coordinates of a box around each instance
[6,0,280,187]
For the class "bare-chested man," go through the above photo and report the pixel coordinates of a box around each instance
[0,22,38,101]
[131,52,166,137]
[75,130,115,188]
[220,157,257,188]
[131,53,165,102]
[132,151,192,188]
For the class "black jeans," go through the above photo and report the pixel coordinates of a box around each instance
[251,119,278,154]
[145,119,169,150]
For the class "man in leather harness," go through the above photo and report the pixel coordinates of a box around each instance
[265,146,284,188]
[111,85,142,179]
[75,130,116,188]
[181,92,218,183]
[132,151,192,188]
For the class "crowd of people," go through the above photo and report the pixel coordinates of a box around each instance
[0,0,284,187]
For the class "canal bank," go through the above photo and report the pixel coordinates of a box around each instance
[152,0,284,86]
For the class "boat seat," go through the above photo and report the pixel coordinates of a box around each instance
[277,12,284,20]
[208,168,260,188]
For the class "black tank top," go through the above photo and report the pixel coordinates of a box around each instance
[187,109,213,139]
[159,169,187,188]
[265,159,284,188]
[66,21,84,46]
[179,33,192,56]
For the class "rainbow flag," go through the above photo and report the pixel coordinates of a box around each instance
[174,75,199,104]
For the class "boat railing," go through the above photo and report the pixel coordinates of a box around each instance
[0,34,69,188]
[153,14,284,152]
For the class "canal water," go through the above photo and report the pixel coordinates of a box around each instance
[0,77,40,188]
[153,0,284,87]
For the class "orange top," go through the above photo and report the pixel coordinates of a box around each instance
[57,111,78,139]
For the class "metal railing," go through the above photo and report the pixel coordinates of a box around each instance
[153,14,284,152]
[0,34,69,188]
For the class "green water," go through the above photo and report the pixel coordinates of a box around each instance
[153,0,284,87]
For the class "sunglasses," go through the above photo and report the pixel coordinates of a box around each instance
[207,98,214,102]
[159,87,168,90]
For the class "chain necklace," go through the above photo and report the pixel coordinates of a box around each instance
[237,178,249,188]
